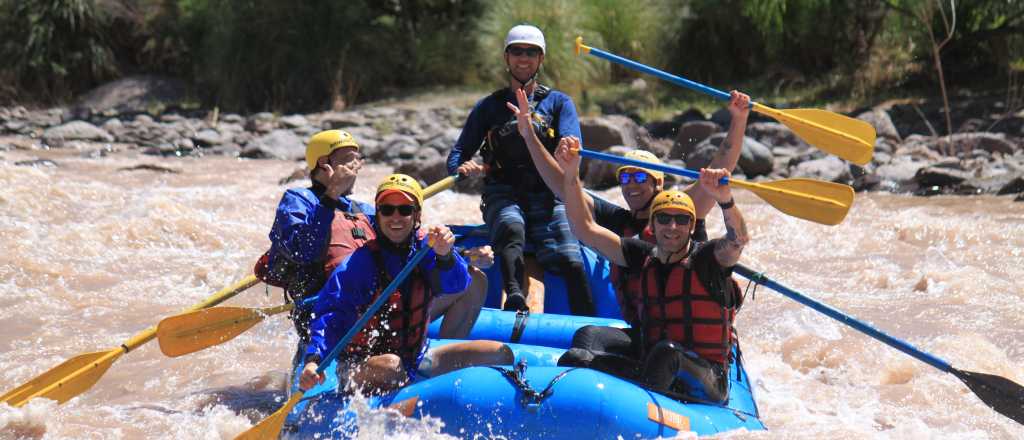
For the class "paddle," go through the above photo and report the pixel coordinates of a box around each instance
[733,264,1024,425]
[0,276,260,407]
[155,174,463,357]
[577,148,854,226]
[235,243,434,440]
[574,37,875,166]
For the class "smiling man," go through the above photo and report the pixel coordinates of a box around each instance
[447,24,594,316]
[553,141,749,404]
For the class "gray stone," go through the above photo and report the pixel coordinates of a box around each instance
[43,121,114,145]
[241,129,303,160]
[246,112,276,133]
[738,137,774,177]
[160,113,185,123]
[375,134,419,161]
[72,75,187,116]
[319,111,368,129]
[134,114,155,125]
[584,145,633,190]
[747,122,803,148]
[875,158,928,185]
[422,128,461,153]
[793,156,851,183]
[857,110,901,141]
[193,129,224,146]
[220,114,244,124]
[580,115,649,150]
[279,114,309,128]
[997,176,1024,195]
[684,137,721,171]
[100,118,123,132]
[671,121,719,159]
[914,165,972,187]
[949,132,1016,156]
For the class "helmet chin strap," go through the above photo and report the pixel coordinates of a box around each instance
[507,62,540,91]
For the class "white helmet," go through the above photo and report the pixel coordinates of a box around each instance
[505,24,546,54]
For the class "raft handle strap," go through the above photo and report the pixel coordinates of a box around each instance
[490,359,577,410]
[511,310,530,343]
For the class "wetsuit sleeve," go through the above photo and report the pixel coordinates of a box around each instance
[447,98,491,174]
[592,196,633,236]
[269,189,335,264]
[556,94,583,140]
[419,240,471,296]
[304,249,374,363]
[620,238,655,271]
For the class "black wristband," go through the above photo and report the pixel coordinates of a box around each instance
[718,198,735,210]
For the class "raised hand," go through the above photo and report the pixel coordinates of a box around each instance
[727,90,751,119]
[555,136,582,178]
[505,87,533,138]
[321,160,361,200]
[698,167,734,204]
[426,225,455,256]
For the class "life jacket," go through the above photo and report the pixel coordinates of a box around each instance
[346,238,432,368]
[609,222,655,325]
[621,250,742,366]
[254,202,375,303]
[481,85,558,191]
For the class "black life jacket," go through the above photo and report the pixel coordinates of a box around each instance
[481,85,559,191]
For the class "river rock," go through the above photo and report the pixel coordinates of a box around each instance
[279,114,309,128]
[43,121,114,145]
[793,156,851,183]
[584,145,633,190]
[670,121,719,159]
[738,137,774,177]
[747,122,803,148]
[71,75,187,117]
[948,132,1017,155]
[857,109,901,141]
[684,135,723,171]
[373,134,419,162]
[193,129,224,147]
[997,176,1024,195]
[241,129,303,160]
[914,164,972,187]
[246,112,276,133]
[580,115,649,150]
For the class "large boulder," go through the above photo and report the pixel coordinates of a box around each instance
[856,109,901,142]
[793,156,851,183]
[42,121,114,145]
[71,75,187,117]
[738,137,774,177]
[747,122,803,148]
[580,115,649,150]
[583,145,633,190]
[241,129,303,160]
[670,121,719,159]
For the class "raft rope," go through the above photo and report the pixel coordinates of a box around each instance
[490,359,578,408]
[741,270,764,303]
[510,310,530,344]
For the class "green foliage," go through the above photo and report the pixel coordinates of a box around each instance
[0,0,118,102]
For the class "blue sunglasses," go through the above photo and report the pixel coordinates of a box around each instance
[618,171,650,185]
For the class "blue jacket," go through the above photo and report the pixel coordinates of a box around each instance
[446,86,582,174]
[267,184,376,267]
[304,235,471,367]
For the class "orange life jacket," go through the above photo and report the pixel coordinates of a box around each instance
[254,204,375,301]
[609,224,655,325]
[346,239,431,368]
[622,254,741,365]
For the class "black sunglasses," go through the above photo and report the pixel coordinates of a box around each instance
[378,204,416,217]
[507,46,542,58]
[618,171,650,185]
[654,213,692,226]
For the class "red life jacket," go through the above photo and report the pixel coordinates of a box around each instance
[346,239,432,368]
[254,203,374,300]
[609,224,655,325]
[622,253,741,365]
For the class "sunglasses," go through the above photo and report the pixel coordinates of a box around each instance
[378,204,416,217]
[654,213,692,226]
[618,171,650,185]
[507,46,542,58]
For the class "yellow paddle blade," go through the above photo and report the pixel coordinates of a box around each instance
[1,349,122,407]
[235,392,304,440]
[731,178,854,226]
[157,305,291,357]
[754,104,876,166]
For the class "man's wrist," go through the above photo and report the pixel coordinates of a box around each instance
[718,197,735,210]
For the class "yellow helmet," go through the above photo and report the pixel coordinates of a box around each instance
[616,150,665,182]
[649,190,696,227]
[375,174,424,208]
[305,130,359,171]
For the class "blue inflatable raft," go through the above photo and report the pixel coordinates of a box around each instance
[282,309,764,438]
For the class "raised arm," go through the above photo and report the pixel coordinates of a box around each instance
[506,88,595,211]
[698,168,749,267]
[687,90,751,219]
[557,138,627,266]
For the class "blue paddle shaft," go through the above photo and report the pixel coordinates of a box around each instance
[733,264,953,373]
[587,46,733,102]
[315,245,433,374]
[579,148,729,185]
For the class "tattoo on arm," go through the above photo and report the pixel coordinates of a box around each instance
[715,208,748,264]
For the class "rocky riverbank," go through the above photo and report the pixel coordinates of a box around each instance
[2,77,1022,200]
